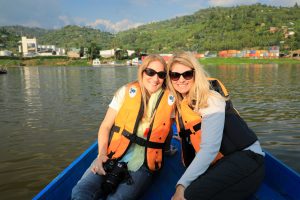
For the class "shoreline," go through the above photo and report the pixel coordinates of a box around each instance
[199,57,300,65]
[1,57,299,67]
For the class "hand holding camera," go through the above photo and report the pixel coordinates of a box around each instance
[92,154,109,175]
[101,159,131,195]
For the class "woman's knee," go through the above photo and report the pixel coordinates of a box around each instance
[71,170,104,200]
[71,183,94,200]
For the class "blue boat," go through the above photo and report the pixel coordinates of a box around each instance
[33,127,300,200]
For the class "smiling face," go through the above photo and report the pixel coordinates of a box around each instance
[142,60,165,94]
[170,63,194,96]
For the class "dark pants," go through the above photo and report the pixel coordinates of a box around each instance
[184,150,265,200]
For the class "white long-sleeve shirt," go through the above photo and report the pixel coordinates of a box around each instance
[176,92,264,188]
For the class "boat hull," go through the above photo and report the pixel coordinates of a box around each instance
[33,130,300,200]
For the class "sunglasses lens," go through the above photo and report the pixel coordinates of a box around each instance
[182,70,194,80]
[144,68,156,76]
[144,68,166,79]
[170,70,194,81]
[169,72,181,81]
[157,72,166,79]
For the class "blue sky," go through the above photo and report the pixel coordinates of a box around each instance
[0,0,299,32]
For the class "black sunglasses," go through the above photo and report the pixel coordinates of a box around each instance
[143,68,166,79]
[169,70,194,81]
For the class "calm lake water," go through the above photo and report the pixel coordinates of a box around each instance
[0,64,299,199]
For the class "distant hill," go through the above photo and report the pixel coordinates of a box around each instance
[38,25,114,50]
[1,4,300,54]
[0,26,53,53]
[0,25,51,38]
[0,25,114,53]
[115,3,300,53]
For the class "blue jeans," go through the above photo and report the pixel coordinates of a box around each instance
[72,160,153,200]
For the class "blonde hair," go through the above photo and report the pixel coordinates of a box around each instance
[137,54,167,116]
[167,52,213,113]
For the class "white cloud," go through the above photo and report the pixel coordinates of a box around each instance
[58,16,72,26]
[87,18,143,32]
[208,0,258,7]
[57,15,143,32]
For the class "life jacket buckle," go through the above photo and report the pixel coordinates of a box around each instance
[190,128,196,135]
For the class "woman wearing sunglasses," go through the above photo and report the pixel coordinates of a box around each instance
[167,52,264,200]
[72,55,175,200]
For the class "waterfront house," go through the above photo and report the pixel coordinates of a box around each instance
[19,36,37,57]
[67,48,81,58]
[100,49,135,58]
[100,49,115,58]
[0,50,13,57]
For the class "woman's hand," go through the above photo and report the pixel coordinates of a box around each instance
[171,185,186,200]
[93,107,117,175]
[91,154,109,175]
[173,134,181,141]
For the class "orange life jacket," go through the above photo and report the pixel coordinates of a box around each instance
[176,98,223,167]
[176,78,257,167]
[107,82,175,171]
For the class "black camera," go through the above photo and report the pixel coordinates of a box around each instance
[101,159,130,195]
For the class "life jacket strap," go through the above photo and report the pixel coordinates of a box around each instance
[122,130,165,149]
[108,125,121,144]
[111,125,120,133]
[193,123,201,132]
[178,122,201,138]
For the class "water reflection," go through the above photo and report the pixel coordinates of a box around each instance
[23,67,42,130]
[0,66,139,199]
[0,64,299,199]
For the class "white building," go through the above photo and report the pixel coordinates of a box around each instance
[0,50,12,56]
[100,49,135,58]
[19,36,37,57]
[67,48,81,58]
[19,37,66,57]
[55,48,66,56]
[100,49,115,58]
[127,50,135,56]
[37,45,66,56]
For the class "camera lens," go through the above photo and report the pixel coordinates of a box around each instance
[101,161,129,195]
[103,159,116,172]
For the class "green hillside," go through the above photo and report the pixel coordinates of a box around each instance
[0,25,114,54]
[1,4,300,54]
[38,25,114,50]
[115,4,300,53]
[1,25,51,38]
[0,26,52,54]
